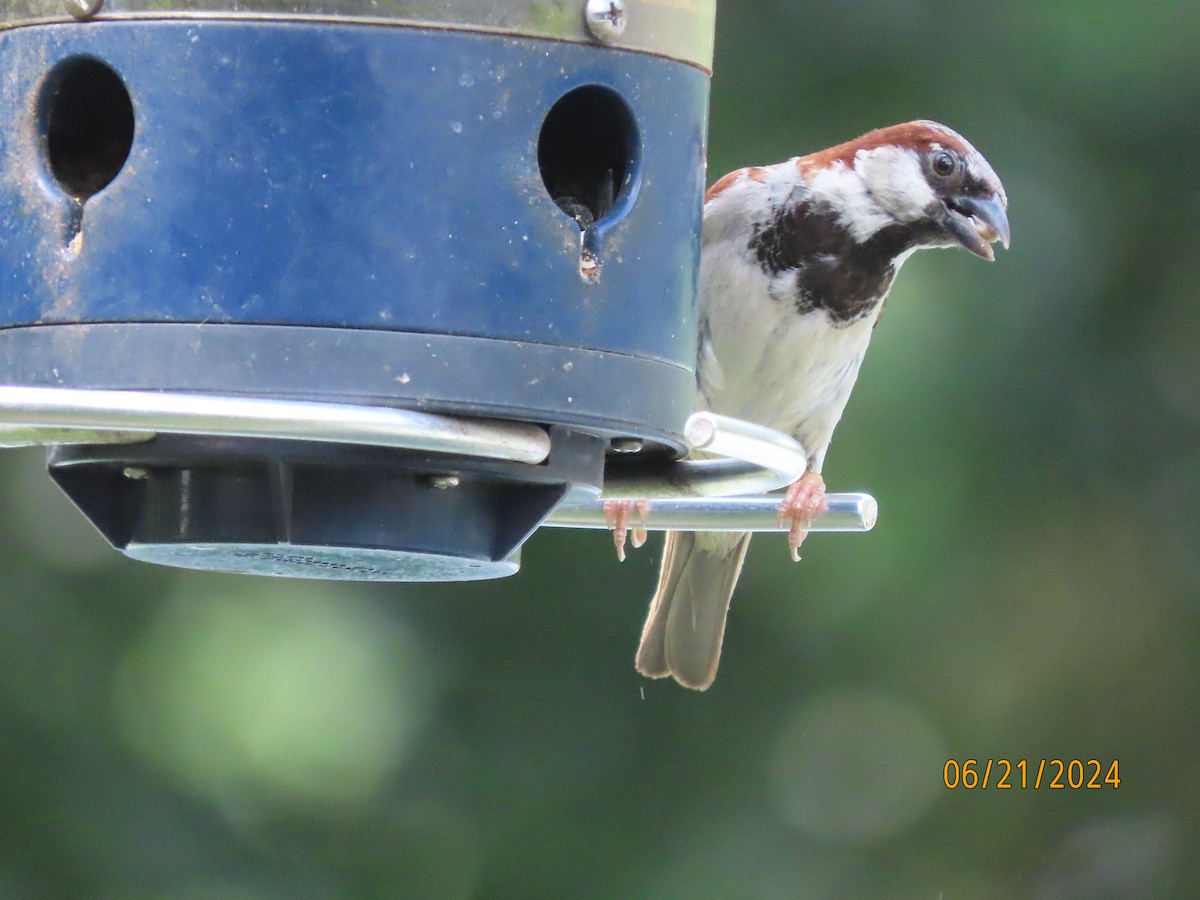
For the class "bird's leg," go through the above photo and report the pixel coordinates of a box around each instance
[777,472,827,562]
[603,499,651,562]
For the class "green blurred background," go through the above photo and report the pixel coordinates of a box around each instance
[3,1,1199,896]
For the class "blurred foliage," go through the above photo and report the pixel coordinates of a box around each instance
[3,0,1200,896]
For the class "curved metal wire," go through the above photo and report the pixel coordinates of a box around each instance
[599,411,808,500]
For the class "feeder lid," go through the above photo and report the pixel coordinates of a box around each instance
[1,0,717,71]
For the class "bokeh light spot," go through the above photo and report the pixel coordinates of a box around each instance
[112,580,435,813]
[769,688,947,844]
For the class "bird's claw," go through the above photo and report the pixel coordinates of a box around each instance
[777,472,827,562]
[603,499,651,562]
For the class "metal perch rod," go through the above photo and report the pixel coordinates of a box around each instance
[544,493,878,533]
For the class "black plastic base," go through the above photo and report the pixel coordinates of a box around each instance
[49,430,603,581]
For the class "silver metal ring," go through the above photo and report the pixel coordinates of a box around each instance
[0,386,552,463]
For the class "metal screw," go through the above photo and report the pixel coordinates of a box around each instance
[429,474,460,489]
[122,466,149,480]
[610,437,644,454]
[585,0,627,43]
[63,0,104,20]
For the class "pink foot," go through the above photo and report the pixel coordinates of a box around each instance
[603,499,650,562]
[778,472,827,562]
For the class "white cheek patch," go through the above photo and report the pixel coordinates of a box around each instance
[805,162,890,242]
[852,146,937,222]
[806,147,938,242]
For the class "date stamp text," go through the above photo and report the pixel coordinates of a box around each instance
[943,759,1120,790]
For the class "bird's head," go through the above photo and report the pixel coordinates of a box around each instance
[800,120,1010,261]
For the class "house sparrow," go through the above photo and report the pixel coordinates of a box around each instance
[624,120,1010,690]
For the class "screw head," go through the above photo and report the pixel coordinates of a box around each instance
[63,0,104,20]
[610,437,644,454]
[428,474,460,490]
[585,0,627,43]
[122,466,149,481]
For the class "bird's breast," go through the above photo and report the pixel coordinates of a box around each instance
[697,243,877,439]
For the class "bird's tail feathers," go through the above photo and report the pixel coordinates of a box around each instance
[636,531,752,691]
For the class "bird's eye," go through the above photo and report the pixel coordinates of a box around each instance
[932,150,957,177]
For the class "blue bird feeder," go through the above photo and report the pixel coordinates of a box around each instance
[0,1,875,580]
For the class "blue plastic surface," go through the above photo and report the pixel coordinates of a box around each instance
[0,20,708,369]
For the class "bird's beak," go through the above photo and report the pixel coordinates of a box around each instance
[944,192,1010,261]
